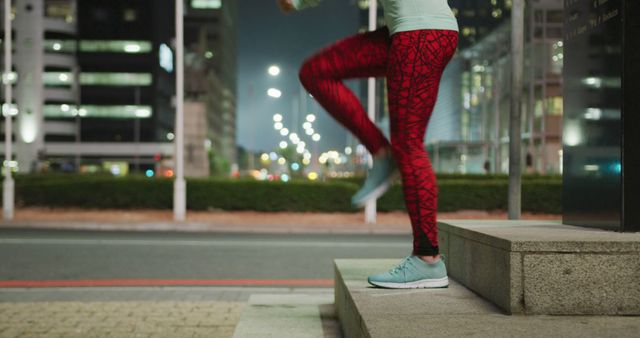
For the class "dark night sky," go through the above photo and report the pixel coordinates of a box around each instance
[237,0,361,153]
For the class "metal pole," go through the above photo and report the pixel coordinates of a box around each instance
[134,86,140,173]
[527,4,536,172]
[3,0,14,220]
[540,8,548,174]
[364,0,377,224]
[74,64,81,171]
[173,0,186,221]
[508,0,525,220]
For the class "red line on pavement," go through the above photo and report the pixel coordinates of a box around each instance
[0,279,334,288]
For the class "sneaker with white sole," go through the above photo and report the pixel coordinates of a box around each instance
[367,256,449,289]
[351,153,397,207]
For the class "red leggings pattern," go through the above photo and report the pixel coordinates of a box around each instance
[299,27,458,256]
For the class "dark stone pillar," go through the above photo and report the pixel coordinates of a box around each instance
[563,0,639,231]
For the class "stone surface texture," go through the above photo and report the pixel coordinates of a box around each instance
[335,259,640,338]
[438,220,640,314]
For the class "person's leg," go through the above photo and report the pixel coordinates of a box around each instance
[299,27,391,155]
[386,30,459,257]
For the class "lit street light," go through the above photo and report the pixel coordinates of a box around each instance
[306,114,316,122]
[268,65,281,76]
[267,88,282,98]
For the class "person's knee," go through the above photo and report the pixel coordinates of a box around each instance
[298,59,317,90]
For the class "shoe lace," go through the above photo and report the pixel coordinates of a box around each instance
[390,256,412,275]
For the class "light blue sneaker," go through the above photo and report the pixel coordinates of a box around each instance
[351,153,397,207]
[367,256,449,289]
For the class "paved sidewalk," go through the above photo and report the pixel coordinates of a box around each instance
[0,301,243,338]
[0,207,561,234]
[0,287,335,338]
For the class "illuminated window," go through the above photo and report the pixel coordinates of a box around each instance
[43,72,152,86]
[46,1,73,21]
[159,44,174,73]
[80,73,152,86]
[44,105,153,119]
[43,72,72,86]
[191,0,222,9]
[44,40,77,53]
[3,72,17,85]
[79,40,152,53]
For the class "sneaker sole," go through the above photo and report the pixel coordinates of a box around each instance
[352,171,398,208]
[368,276,449,289]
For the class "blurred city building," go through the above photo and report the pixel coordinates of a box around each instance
[446,0,563,174]
[185,0,237,176]
[0,0,237,177]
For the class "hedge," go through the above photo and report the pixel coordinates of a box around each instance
[11,174,561,214]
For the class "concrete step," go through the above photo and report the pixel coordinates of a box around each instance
[232,293,341,338]
[438,220,640,314]
[335,259,640,338]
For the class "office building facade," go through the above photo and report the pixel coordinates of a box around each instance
[1,0,237,176]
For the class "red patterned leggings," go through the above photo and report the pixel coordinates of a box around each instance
[299,27,458,256]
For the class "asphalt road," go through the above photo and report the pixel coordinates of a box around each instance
[0,229,412,281]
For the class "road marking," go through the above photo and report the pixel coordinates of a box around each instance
[0,279,335,288]
[0,238,409,248]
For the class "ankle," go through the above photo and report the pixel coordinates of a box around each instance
[418,255,441,264]
[373,147,391,159]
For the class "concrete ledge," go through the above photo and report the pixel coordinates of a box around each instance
[438,220,640,314]
[335,259,640,338]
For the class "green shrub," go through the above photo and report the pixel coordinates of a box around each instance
[10,174,561,213]
[187,179,358,212]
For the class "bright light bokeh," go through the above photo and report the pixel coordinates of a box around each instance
[267,88,282,98]
[268,65,281,76]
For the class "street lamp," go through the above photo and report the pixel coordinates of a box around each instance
[306,114,316,123]
[174,0,186,222]
[268,65,281,77]
[267,88,282,98]
[3,0,14,220]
